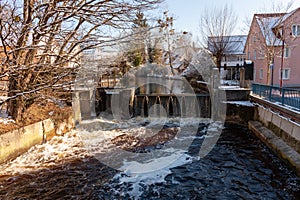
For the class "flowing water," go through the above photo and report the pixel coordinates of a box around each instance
[0,117,299,200]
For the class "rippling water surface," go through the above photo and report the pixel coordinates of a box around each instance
[0,118,299,200]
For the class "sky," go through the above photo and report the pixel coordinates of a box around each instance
[161,0,300,38]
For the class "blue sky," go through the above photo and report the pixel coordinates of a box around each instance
[162,0,300,37]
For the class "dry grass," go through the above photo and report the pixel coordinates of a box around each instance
[0,100,72,134]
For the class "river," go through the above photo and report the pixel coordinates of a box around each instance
[0,117,299,199]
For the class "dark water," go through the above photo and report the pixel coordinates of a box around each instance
[0,124,299,200]
[136,125,300,200]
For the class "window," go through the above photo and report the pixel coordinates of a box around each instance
[253,50,257,60]
[258,50,265,59]
[247,52,251,60]
[292,25,300,36]
[259,68,263,79]
[284,47,290,58]
[280,68,290,80]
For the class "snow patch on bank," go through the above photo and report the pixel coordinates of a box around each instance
[223,101,254,107]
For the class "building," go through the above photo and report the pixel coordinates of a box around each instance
[208,35,247,81]
[245,8,300,88]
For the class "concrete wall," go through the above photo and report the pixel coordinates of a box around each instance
[0,115,74,164]
[249,120,300,177]
[219,88,251,101]
[255,105,300,153]
[224,102,255,125]
[72,90,95,122]
[249,105,300,176]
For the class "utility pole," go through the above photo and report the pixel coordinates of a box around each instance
[271,57,274,86]
[280,27,284,89]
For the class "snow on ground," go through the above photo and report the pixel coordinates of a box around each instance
[251,93,300,114]
[0,105,15,124]
[220,80,239,86]
[223,101,254,107]
[0,106,15,124]
[219,85,251,90]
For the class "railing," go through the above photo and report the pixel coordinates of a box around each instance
[252,83,300,110]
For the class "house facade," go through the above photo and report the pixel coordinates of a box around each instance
[208,35,247,81]
[245,8,300,88]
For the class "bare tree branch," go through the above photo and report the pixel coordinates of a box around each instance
[198,4,238,67]
[0,0,164,122]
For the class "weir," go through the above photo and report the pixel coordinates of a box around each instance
[91,75,213,119]
[95,88,211,118]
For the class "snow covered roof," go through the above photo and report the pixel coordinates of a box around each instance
[255,13,285,46]
[273,7,300,27]
[208,35,247,55]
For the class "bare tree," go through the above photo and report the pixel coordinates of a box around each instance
[198,4,238,68]
[267,0,294,13]
[0,0,163,122]
[158,11,175,74]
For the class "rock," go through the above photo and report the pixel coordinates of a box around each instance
[111,127,179,152]
[111,134,139,151]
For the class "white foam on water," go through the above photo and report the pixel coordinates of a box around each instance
[107,119,223,199]
[0,130,90,176]
[114,149,194,199]
[76,117,207,199]
[0,116,223,200]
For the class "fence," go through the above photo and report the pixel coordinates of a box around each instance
[252,83,300,110]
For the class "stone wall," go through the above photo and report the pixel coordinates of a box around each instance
[255,105,300,153]
[0,114,74,164]
[224,101,255,125]
[249,105,300,176]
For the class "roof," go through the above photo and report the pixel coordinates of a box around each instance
[208,35,247,55]
[273,7,300,27]
[255,14,284,46]
[252,8,300,46]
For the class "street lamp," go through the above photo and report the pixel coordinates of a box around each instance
[280,27,284,89]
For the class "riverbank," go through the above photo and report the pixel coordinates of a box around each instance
[249,120,300,177]
[0,101,74,164]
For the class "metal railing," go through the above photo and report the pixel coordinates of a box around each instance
[252,83,300,110]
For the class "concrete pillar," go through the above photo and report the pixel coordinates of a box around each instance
[239,67,245,88]
[210,68,220,121]
[72,92,81,125]
[212,68,220,89]
[79,90,91,120]
[90,89,96,118]
[119,89,134,119]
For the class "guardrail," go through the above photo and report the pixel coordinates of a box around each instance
[252,83,300,110]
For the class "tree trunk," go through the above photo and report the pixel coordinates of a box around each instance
[7,69,34,123]
[7,77,28,123]
[9,96,27,123]
[266,63,271,85]
[216,57,222,72]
